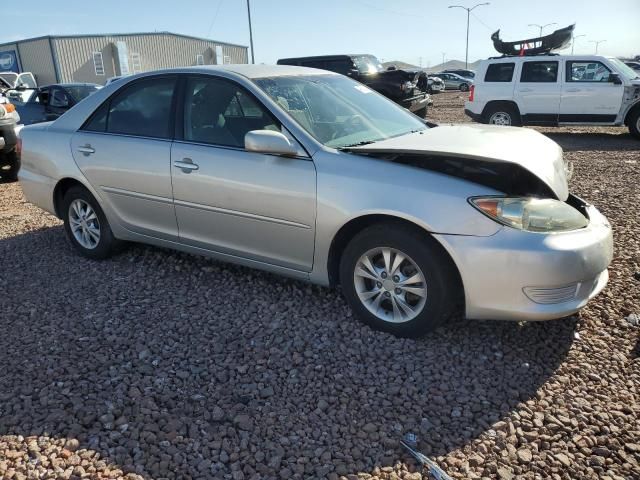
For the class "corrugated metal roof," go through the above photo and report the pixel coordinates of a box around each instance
[0,31,247,50]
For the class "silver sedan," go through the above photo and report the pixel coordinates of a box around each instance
[19,65,612,337]
[437,72,473,91]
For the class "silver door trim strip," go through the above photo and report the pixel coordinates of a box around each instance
[101,186,174,205]
[173,199,311,230]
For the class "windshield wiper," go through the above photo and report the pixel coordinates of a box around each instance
[338,140,378,149]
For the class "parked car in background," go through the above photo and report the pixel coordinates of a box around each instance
[625,61,640,72]
[465,54,640,138]
[442,68,475,79]
[277,54,431,117]
[105,76,129,86]
[19,65,613,337]
[0,96,20,181]
[427,75,445,93]
[0,72,38,103]
[9,83,100,126]
[436,72,473,91]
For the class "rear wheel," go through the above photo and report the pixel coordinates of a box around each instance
[62,186,122,259]
[0,150,20,182]
[460,83,469,92]
[628,108,640,140]
[483,103,521,127]
[339,223,460,338]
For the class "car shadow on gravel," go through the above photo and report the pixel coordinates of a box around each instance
[0,225,578,478]
[542,131,639,152]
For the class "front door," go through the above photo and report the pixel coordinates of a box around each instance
[514,60,561,123]
[71,76,179,240]
[559,60,624,122]
[170,75,316,271]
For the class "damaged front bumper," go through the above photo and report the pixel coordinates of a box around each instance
[400,92,432,113]
[434,197,613,321]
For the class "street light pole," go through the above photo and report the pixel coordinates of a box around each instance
[590,39,606,54]
[442,52,446,68]
[528,22,558,37]
[448,3,490,70]
[246,0,255,64]
[571,34,586,55]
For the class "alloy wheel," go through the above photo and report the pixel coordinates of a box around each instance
[68,199,101,249]
[489,112,512,126]
[353,247,428,323]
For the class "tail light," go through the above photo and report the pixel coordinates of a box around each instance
[469,85,475,102]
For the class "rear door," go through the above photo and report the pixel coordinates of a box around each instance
[559,60,623,122]
[514,60,561,124]
[71,76,179,241]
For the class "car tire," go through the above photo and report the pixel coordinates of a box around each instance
[339,223,460,338]
[62,185,122,260]
[414,106,428,119]
[460,83,469,92]
[483,104,521,127]
[0,150,20,182]
[628,108,640,140]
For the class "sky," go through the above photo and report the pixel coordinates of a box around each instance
[1,0,639,67]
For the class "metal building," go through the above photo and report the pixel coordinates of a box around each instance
[0,32,248,86]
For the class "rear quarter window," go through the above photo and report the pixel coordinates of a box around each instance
[484,63,515,82]
[520,61,558,83]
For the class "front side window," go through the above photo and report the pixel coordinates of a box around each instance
[521,61,558,83]
[82,77,177,138]
[485,63,515,82]
[352,55,384,74]
[183,77,279,147]
[566,61,611,82]
[255,74,427,148]
[65,85,100,103]
[50,89,70,107]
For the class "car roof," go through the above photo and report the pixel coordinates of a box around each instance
[483,54,616,63]
[278,54,371,62]
[42,83,101,88]
[150,64,338,79]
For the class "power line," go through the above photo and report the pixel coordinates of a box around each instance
[351,0,425,18]
[206,0,225,38]
[470,11,495,32]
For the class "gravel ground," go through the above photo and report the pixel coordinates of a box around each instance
[1,92,639,480]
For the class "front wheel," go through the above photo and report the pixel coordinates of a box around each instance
[339,224,460,338]
[628,109,640,140]
[0,150,20,182]
[413,106,428,119]
[62,186,122,259]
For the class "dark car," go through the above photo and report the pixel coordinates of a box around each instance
[625,61,640,72]
[9,83,100,126]
[442,68,475,79]
[277,54,431,118]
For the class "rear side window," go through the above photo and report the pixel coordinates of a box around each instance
[82,77,177,138]
[521,61,558,83]
[484,63,515,82]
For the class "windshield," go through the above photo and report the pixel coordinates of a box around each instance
[352,55,385,74]
[65,85,100,102]
[254,74,427,148]
[609,58,639,80]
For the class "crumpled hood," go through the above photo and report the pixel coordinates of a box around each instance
[348,124,569,200]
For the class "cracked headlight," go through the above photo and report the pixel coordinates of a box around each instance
[470,197,588,233]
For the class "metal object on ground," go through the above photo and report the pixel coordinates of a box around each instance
[400,433,454,480]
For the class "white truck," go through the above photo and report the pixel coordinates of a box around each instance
[464,55,640,139]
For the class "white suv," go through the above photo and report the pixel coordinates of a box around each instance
[464,55,640,139]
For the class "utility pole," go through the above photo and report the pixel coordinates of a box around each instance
[442,52,446,68]
[571,34,586,55]
[590,39,606,54]
[246,0,255,64]
[528,23,557,37]
[448,3,489,70]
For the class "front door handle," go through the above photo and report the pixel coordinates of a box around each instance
[77,145,95,156]
[173,158,199,173]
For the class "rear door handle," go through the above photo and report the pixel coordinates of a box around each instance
[519,88,534,93]
[566,88,581,92]
[173,158,199,173]
[77,145,95,156]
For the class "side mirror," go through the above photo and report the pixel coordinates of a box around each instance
[347,68,360,77]
[609,73,622,85]
[245,130,298,157]
[386,65,397,71]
